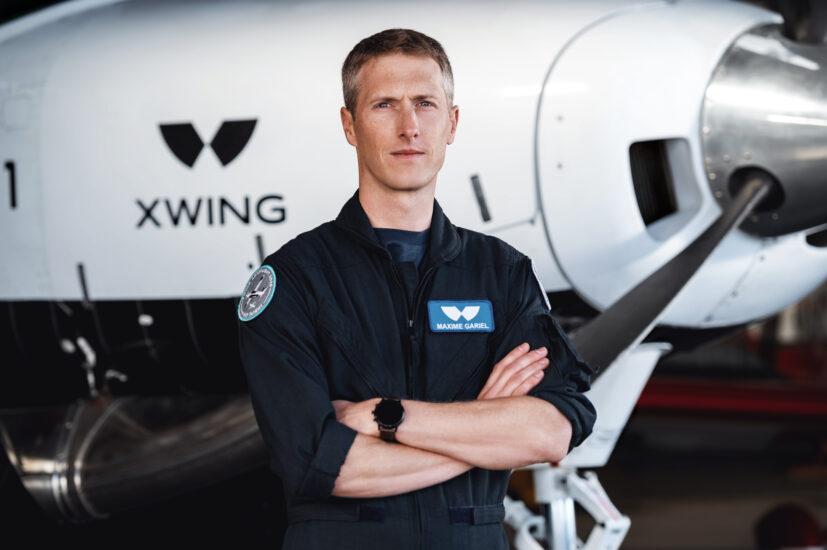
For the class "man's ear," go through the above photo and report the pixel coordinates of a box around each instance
[446,104,459,145]
[340,106,357,147]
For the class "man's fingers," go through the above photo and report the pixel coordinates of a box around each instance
[514,369,546,396]
[483,346,547,398]
[478,356,549,399]
[489,343,530,377]
[478,342,530,396]
[500,342,530,366]
[504,358,549,396]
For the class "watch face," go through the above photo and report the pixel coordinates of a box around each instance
[374,399,404,428]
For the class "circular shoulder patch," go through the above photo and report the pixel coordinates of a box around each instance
[238,265,277,322]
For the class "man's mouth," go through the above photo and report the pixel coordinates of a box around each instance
[391,149,425,158]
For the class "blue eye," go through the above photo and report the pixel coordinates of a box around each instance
[376,102,389,108]
[420,101,433,107]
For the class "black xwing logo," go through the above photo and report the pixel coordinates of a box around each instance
[159,119,257,168]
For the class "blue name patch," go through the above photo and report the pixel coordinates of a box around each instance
[428,300,494,333]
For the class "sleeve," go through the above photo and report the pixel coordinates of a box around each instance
[491,254,597,452]
[237,256,358,503]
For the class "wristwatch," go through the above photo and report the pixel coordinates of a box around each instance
[372,397,405,443]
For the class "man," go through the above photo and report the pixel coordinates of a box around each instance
[237,28,595,550]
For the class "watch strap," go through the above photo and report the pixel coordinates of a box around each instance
[378,426,397,443]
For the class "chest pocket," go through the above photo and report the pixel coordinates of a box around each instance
[315,299,392,400]
[424,330,492,402]
[424,300,527,401]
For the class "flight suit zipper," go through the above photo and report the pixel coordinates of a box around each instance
[386,263,414,396]
[336,224,447,549]
[390,263,435,550]
[385,261,436,550]
[386,263,435,550]
[389,264,437,398]
[336,225,438,395]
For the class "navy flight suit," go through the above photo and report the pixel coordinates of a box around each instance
[237,189,596,549]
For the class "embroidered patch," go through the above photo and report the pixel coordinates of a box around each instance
[237,265,276,321]
[428,300,494,332]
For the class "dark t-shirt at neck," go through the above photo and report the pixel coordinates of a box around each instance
[374,227,430,270]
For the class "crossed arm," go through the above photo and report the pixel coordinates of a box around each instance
[330,343,573,499]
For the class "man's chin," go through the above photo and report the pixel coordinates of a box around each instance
[381,177,434,193]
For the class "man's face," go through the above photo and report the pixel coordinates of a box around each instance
[340,53,459,193]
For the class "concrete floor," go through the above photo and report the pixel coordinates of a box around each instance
[576,412,827,549]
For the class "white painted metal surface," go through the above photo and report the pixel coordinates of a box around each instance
[2,0,822,329]
[0,0,630,299]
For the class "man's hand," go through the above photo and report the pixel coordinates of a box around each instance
[477,342,549,400]
[332,397,381,436]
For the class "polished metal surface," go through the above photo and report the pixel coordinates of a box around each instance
[702,23,827,237]
[0,394,268,522]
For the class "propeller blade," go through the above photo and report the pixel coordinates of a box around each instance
[571,175,772,373]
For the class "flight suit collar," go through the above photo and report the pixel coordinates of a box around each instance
[333,188,462,269]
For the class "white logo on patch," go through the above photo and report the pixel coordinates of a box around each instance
[440,305,480,322]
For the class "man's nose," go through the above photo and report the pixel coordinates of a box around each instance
[398,104,419,139]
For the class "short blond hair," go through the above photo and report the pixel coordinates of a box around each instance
[341,28,454,116]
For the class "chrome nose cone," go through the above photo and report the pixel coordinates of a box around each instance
[702,23,827,237]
